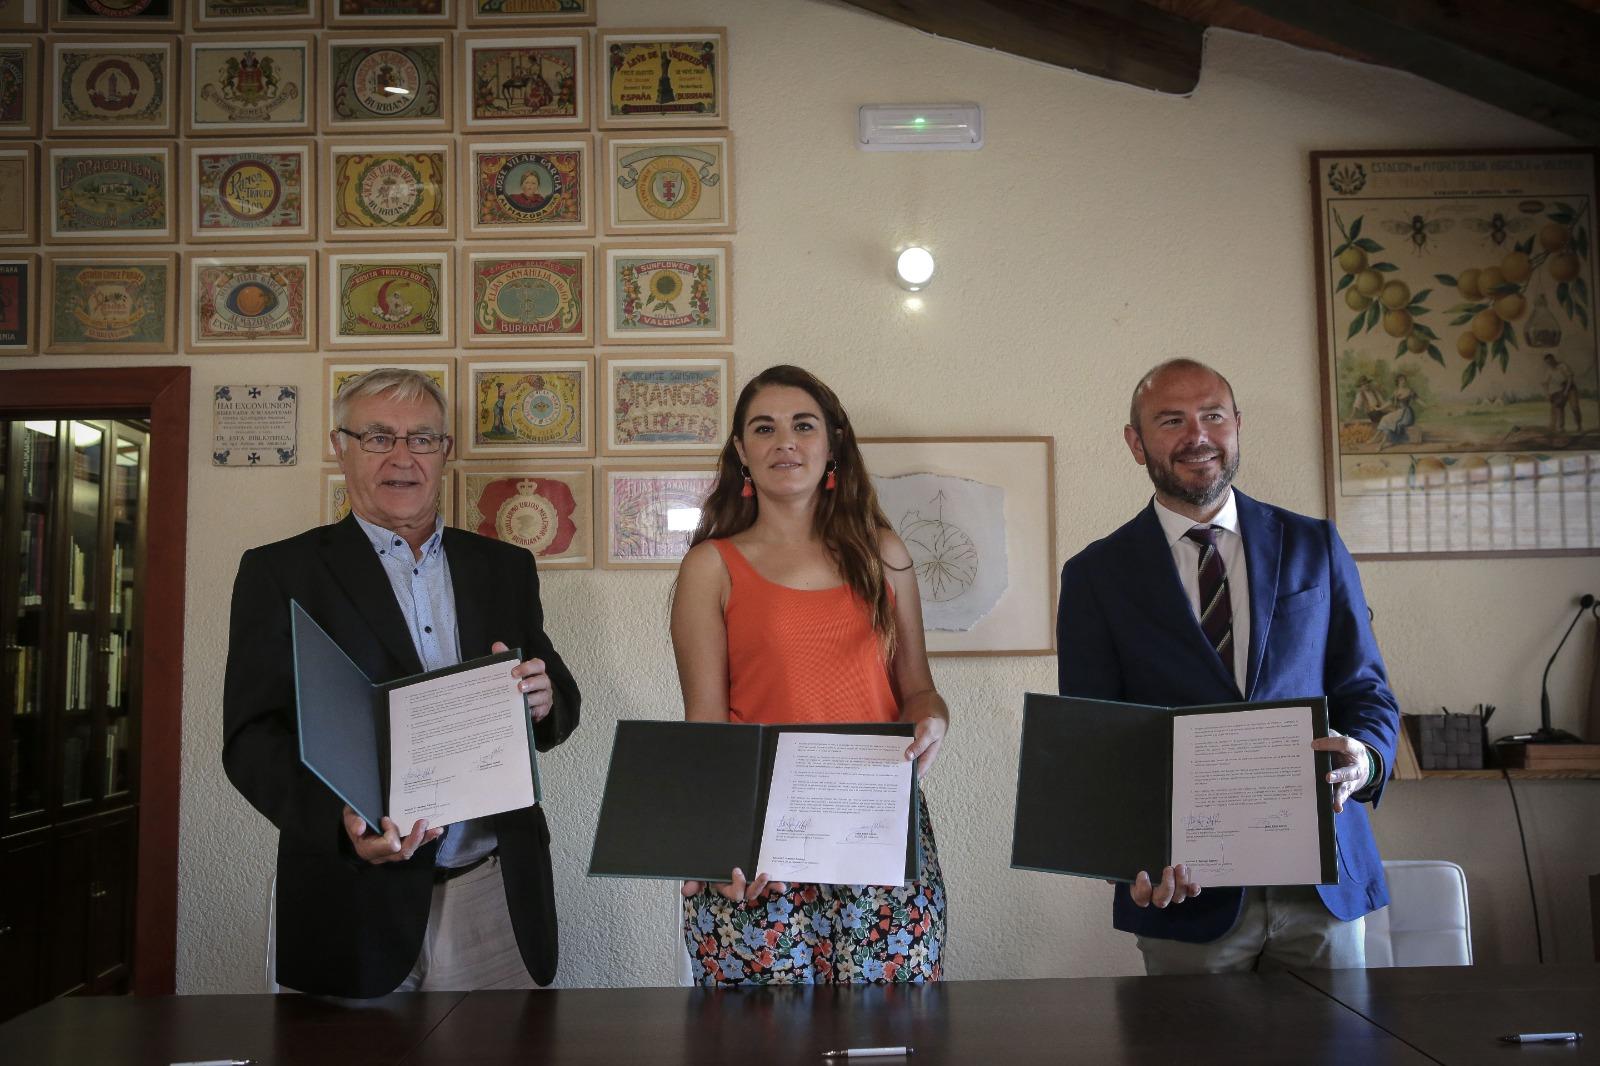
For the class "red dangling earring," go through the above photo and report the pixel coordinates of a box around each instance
[824,460,837,491]
[740,465,754,498]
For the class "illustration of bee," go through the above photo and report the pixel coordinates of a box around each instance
[1380,213,1453,254]
[1461,212,1535,247]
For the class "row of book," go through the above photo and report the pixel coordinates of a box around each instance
[18,512,44,607]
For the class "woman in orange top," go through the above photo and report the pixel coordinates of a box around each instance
[672,365,949,985]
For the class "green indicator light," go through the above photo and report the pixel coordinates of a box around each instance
[912,116,927,126]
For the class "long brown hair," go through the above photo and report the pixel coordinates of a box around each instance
[691,365,899,655]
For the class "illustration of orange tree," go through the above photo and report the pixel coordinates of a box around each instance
[1331,203,1591,389]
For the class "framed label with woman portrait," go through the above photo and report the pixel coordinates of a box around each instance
[859,436,1057,656]
[463,135,593,238]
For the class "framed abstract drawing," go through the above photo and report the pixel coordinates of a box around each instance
[51,0,177,31]
[48,37,176,137]
[0,39,41,138]
[0,145,35,244]
[321,35,450,134]
[458,463,594,569]
[460,32,588,133]
[599,351,729,456]
[0,255,38,353]
[186,35,314,137]
[188,141,314,243]
[1311,147,1599,558]
[0,0,43,28]
[595,28,726,130]
[462,246,591,347]
[187,251,315,352]
[326,0,451,27]
[462,135,593,238]
[45,142,176,244]
[467,0,591,27]
[321,354,454,460]
[323,247,452,349]
[43,251,177,354]
[459,355,592,459]
[601,132,733,235]
[859,436,1057,656]
[323,468,455,523]
[193,0,320,29]
[324,139,453,241]
[601,242,730,344]
[598,462,717,569]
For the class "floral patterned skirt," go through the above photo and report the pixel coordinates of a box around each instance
[682,794,946,986]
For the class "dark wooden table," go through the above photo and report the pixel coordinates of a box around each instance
[1291,964,1600,1065]
[0,974,1431,1066]
[0,990,465,1066]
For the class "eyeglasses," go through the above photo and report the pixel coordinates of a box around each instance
[338,428,450,454]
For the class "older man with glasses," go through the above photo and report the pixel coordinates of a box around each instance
[222,367,581,999]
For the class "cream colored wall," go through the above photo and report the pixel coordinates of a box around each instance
[5,0,1597,990]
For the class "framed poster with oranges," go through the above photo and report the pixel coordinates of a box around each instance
[1312,148,1599,559]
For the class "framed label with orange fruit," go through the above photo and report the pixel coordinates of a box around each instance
[187,252,315,351]
[1312,148,1598,559]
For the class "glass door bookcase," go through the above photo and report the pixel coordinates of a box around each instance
[1,418,148,1021]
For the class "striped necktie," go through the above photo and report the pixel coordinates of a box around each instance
[1183,525,1233,667]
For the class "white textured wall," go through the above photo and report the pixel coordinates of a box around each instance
[6,0,1598,991]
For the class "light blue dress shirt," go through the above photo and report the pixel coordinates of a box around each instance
[354,513,497,868]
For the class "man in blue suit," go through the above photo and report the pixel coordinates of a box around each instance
[1057,359,1399,973]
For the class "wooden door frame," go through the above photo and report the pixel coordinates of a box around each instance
[1,366,187,996]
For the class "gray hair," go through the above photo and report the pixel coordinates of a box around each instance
[332,368,449,445]
[1128,358,1237,429]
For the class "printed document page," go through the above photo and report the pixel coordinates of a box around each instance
[756,732,912,887]
[386,659,534,831]
[1169,706,1322,888]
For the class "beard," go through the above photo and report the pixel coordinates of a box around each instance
[1142,439,1240,509]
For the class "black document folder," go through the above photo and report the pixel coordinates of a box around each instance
[1011,693,1338,886]
[588,720,920,884]
[290,600,535,831]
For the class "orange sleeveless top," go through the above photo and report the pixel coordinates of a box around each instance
[712,538,899,725]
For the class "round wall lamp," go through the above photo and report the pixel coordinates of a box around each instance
[895,246,935,291]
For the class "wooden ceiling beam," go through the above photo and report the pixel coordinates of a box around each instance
[834,0,1206,94]
[1227,0,1600,140]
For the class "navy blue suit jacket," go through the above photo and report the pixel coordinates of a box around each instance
[1056,491,1399,943]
